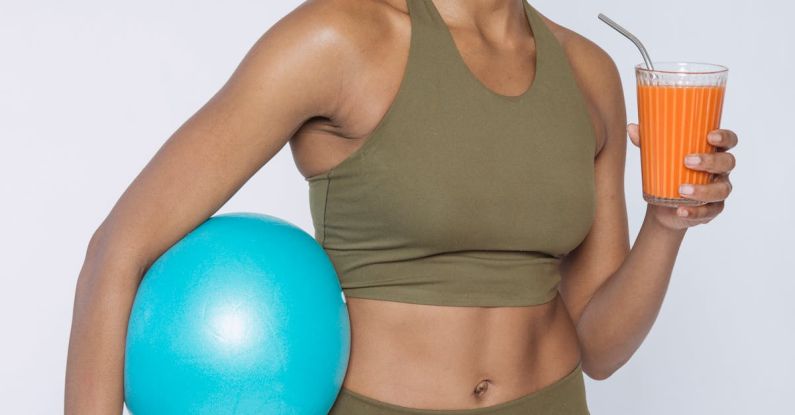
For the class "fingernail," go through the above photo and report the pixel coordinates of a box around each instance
[679,184,694,195]
[708,133,721,144]
[678,207,689,217]
[684,155,701,166]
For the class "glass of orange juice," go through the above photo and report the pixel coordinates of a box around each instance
[636,62,728,207]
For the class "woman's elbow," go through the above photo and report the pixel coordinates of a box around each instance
[582,364,614,380]
[580,355,621,380]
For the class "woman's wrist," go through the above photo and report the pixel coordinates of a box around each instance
[644,204,689,239]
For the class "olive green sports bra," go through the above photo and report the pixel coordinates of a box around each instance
[306,0,596,307]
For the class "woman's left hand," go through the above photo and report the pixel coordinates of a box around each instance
[627,124,737,231]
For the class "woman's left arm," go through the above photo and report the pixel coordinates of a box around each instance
[557,38,738,381]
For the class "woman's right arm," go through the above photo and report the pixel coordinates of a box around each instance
[64,4,352,413]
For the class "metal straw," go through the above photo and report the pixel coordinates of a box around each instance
[598,13,654,71]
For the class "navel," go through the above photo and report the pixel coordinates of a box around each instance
[473,379,491,397]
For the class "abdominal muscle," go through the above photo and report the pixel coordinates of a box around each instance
[339,293,583,410]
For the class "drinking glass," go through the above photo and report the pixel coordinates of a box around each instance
[636,62,728,206]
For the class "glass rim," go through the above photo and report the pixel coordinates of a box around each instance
[635,61,729,75]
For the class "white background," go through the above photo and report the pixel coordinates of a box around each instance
[1,0,792,413]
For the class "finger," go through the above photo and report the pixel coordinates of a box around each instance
[626,123,640,147]
[677,200,725,222]
[684,151,736,174]
[707,129,738,151]
[678,174,733,203]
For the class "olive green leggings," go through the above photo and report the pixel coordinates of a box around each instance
[328,362,590,414]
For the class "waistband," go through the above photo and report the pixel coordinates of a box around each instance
[331,249,563,307]
[328,362,589,414]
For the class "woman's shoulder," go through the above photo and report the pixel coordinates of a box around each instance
[534,9,627,155]
[277,0,402,55]
[242,0,401,121]
[533,10,620,83]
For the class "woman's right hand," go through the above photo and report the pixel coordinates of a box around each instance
[63,4,349,412]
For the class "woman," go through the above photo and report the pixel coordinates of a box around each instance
[65,0,738,413]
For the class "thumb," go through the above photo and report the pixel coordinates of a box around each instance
[626,123,640,147]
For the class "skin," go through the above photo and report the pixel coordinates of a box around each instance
[64,0,738,412]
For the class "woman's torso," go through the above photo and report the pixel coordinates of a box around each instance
[341,296,581,408]
[290,0,605,409]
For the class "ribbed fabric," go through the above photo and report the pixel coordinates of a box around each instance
[306,0,596,307]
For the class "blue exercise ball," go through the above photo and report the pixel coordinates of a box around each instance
[124,212,350,414]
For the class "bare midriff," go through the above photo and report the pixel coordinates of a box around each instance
[340,293,582,410]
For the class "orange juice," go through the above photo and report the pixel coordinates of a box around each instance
[635,63,728,206]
